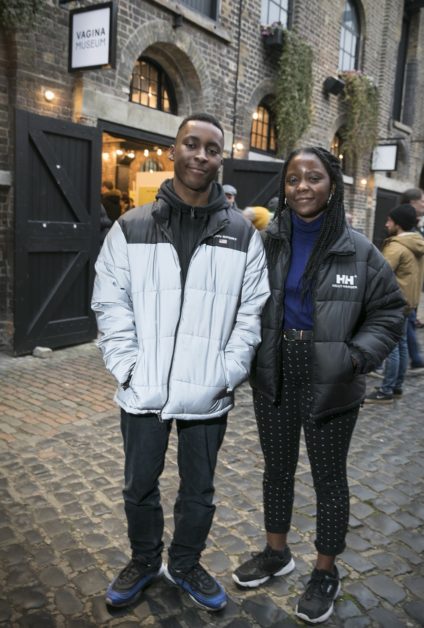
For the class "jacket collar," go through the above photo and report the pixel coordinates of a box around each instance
[152,198,230,241]
[266,209,355,255]
[327,226,356,256]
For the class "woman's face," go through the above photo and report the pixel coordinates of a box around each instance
[284,152,332,222]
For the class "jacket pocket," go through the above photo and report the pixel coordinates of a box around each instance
[218,350,230,394]
[127,348,145,391]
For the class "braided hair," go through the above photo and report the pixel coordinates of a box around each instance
[266,146,346,296]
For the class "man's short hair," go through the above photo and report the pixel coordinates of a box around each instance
[177,113,224,140]
[400,187,423,203]
[102,180,113,191]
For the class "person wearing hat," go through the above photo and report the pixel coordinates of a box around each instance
[223,184,239,210]
[365,203,424,402]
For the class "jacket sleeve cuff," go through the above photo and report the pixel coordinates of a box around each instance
[350,347,365,373]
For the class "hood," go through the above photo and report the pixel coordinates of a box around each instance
[156,179,228,217]
[386,232,424,258]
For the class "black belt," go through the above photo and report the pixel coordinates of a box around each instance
[283,329,313,341]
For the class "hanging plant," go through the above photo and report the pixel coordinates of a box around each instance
[0,0,43,31]
[273,29,313,157]
[339,70,379,163]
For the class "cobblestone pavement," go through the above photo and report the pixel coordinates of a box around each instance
[0,334,423,627]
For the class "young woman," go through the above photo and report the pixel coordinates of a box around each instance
[232,147,405,623]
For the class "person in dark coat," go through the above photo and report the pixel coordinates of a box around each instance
[232,147,405,624]
[101,180,122,222]
[100,204,112,243]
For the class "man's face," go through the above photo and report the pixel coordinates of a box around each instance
[169,120,224,196]
[385,216,399,236]
[225,193,236,205]
[410,195,424,217]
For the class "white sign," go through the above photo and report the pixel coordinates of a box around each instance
[69,2,115,71]
[371,144,398,171]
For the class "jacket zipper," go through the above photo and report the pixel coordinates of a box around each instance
[156,213,229,420]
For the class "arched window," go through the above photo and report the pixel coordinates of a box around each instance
[338,0,360,71]
[330,129,352,175]
[261,0,290,27]
[130,57,177,114]
[250,102,277,154]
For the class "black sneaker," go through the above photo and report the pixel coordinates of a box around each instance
[164,563,227,611]
[364,389,393,403]
[105,557,163,607]
[232,545,295,588]
[295,566,341,624]
[375,385,403,398]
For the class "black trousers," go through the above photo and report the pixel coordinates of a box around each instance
[120,409,227,571]
[254,338,358,556]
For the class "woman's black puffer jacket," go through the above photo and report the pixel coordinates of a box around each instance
[250,211,406,423]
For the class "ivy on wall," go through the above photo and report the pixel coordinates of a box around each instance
[0,0,43,30]
[339,70,379,163]
[273,29,313,157]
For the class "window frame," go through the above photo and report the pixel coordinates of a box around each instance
[338,0,360,72]
[130,56,177,115]
[250,102,277,155]
[177,0,218,20]
[330,129,353,176]
[260,0,291,28]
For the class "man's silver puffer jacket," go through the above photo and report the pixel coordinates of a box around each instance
[91,200,270,420]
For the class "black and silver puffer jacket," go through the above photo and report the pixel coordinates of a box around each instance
[92,184,270,421]
[250,210,405,422]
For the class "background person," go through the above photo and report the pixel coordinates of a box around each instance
[99,204,112,244]
[267,196,279,214]
[232,147,404,624]
[400,187,424,237]
[400,187,424,335]
[92,113,269,612]
[101,180,122,222]
[243,205,272,230]
[223,183,239,210]
[365,204,424,402]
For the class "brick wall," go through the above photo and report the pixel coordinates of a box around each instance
[1,0,424,350]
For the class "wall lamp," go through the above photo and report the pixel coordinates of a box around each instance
[323,76,345,96]
[44,89,56,102]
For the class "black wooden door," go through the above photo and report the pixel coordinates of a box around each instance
[373,188,401,250]
[14,110,102,355]
[223,159,282,209]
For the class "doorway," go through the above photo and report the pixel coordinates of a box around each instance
[99,122,174,217]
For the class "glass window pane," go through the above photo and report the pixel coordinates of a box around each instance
[178,0,217,20]
[250,103,276,153]
[261,1,289,26]
[130,58,176,114]
[269,4,281,23]
[338,0,359,71]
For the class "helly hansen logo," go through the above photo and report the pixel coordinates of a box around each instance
[332,274,358,290]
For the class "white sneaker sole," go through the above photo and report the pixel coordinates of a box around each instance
[295,582,341,624]
[232,557,295,588]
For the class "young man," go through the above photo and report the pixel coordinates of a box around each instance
[365,203,424,402]
[400,188,424,352]
[91,113,269,611]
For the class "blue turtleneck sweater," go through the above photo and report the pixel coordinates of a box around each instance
[283,212,324,330]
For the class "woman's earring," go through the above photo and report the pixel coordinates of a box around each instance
[327,192,333,205]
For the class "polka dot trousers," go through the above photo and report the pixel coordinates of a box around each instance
[254,337,358,556]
